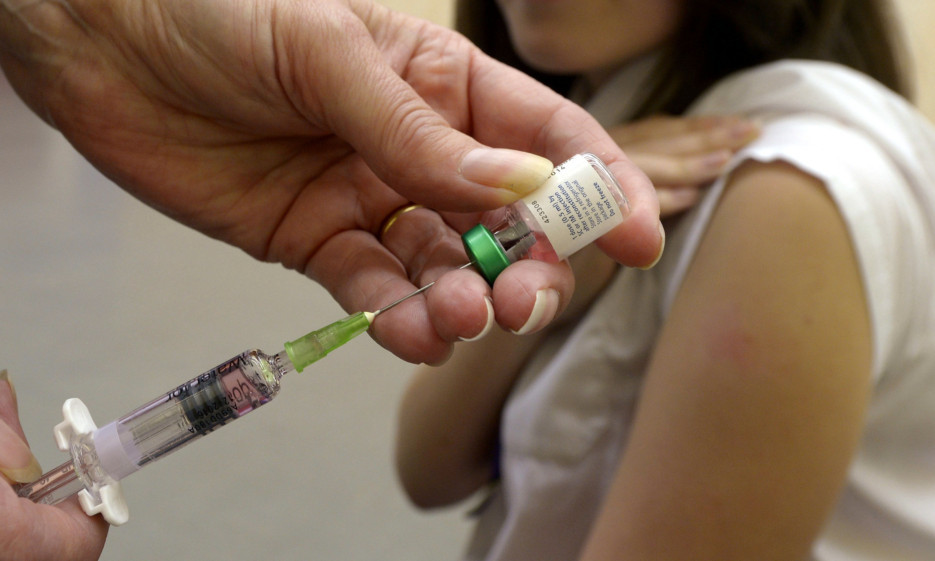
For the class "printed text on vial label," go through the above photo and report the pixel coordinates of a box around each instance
[546,179,617,241]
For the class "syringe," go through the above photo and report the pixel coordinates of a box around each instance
[11,298,418,525]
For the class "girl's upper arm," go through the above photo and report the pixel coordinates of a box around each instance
[579,160,873,561]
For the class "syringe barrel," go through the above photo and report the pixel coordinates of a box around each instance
[90,350,288,483]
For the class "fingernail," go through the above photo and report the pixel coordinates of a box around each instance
[637,222,666,270]
[657,188,700,216]
[0,457,43,484]
[0,426,42,484]
[730,119,760,140]
[460,148,554,196]
[697,115,727,128]
[511,289,559,335]
[701,149,732,170]
[0,369,14,406]
[460,297,495,342]
[0,371,41,483]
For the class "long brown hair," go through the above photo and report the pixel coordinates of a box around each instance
[456,0,911,118]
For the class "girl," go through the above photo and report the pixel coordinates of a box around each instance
[396,1,935,560]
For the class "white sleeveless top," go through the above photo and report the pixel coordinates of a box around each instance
[464,60,935,561]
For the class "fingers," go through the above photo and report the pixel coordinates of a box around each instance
[656,187,703,217]
[0,370,20,434]
[636,119,759,158]
[609,115,760,218]
[0,373,108,560]
[608,116,759,182]
[0,421,41,484]
[0,488,109,561]
[468,90,664,268]
[611,114,731,144]
[0,371,42,485]
[307,4,554,212]
[597,158,664,268]
[377,205,472,283]
[491,260,575,334]
[311,201,579,363]
[631,150,732,186]
[464,59,665,267]
[424,259,574,341]
[308,228,449,364]
[422,269,495,342]
[318,5,664,267]
[610,115,759,154]
[291,2,666,353]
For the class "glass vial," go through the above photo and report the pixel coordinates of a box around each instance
[462,153,629,284]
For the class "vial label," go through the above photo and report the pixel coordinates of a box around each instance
[521,154,624,259]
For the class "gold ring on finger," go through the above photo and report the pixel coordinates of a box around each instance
[379,203,424,241]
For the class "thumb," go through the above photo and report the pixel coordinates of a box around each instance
[0,370,23,438]
[310,9,554,211]
[0,371,42,484]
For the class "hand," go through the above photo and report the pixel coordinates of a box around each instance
[0,371,109,561]
[609,115,760,216]
[0,0,661,363]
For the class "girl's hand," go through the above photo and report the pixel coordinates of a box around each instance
[609,115,760,216]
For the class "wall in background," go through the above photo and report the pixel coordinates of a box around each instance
[894,0,934,117]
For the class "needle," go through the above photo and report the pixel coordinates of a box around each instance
[371,262,474,318]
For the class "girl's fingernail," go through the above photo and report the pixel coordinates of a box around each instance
[657,188,700,216]
[511,289,560,335]
[730,119,760,139]
[460,148,554,196]
[702,149,732,170]
[460,297,495,342]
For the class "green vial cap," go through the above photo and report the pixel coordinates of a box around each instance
[462,224,511,285]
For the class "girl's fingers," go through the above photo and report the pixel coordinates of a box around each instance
[629,149,732,186]
[610,115,759,156]
[635,118,759,155]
